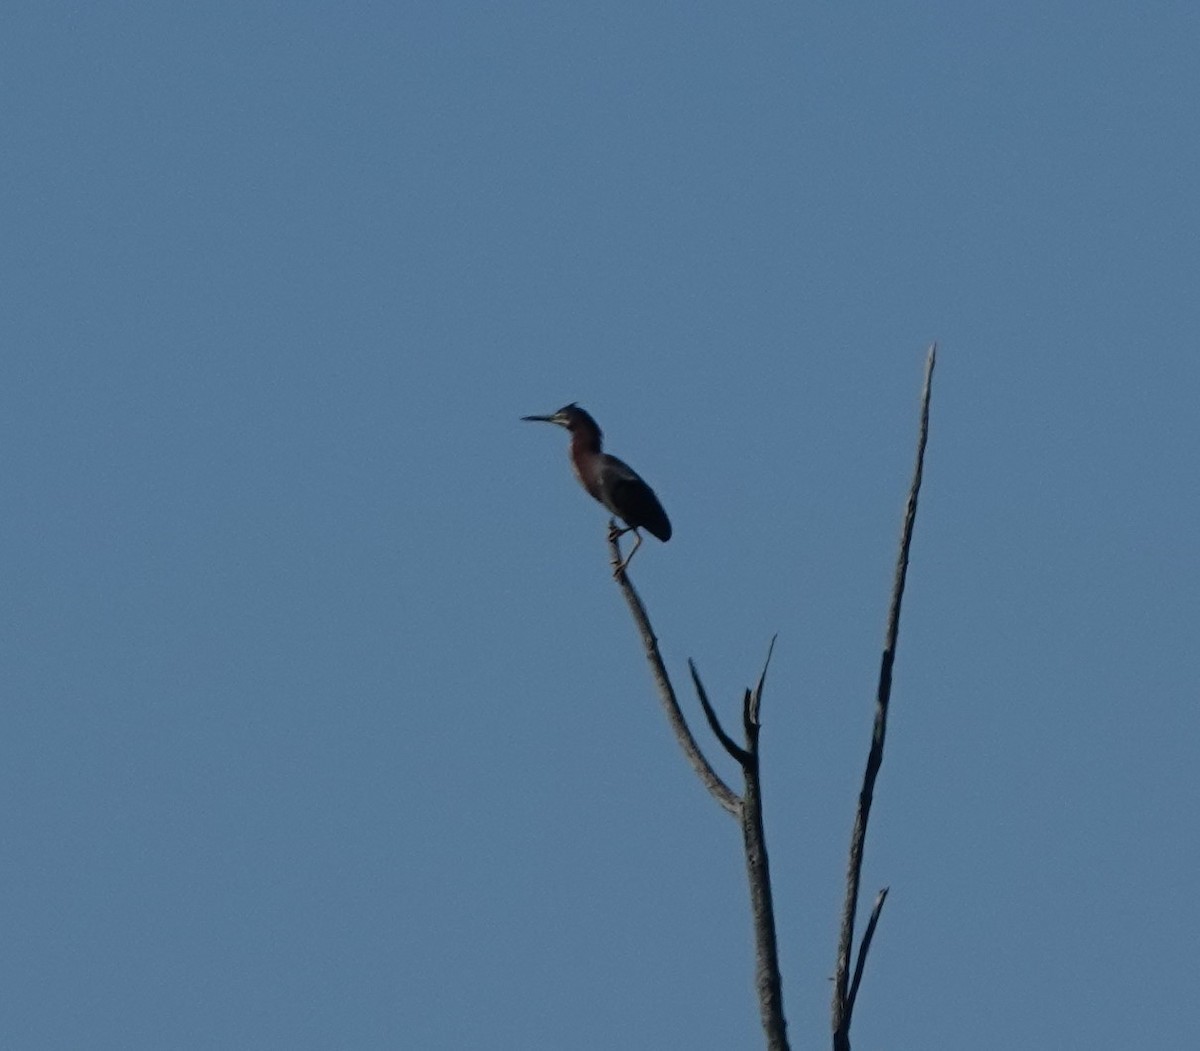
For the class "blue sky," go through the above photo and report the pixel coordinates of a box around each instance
[2,3,1198,1048]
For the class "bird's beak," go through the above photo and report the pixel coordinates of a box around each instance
[521,413,558,424]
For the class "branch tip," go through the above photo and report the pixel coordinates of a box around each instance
[690,660,751,769]
[748,634,778,727]
[846,887,890,1017]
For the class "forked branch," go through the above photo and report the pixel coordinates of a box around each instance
[612,547,788,1049]
[738,639,788,1050]
[608,526,741,817]
[602,349,935,1051]
[831,345,936,1051]
[689,659,751,767]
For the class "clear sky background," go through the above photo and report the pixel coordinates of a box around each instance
[2,4,1198,1049]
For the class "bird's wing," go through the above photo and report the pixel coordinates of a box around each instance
[599,455,672,542]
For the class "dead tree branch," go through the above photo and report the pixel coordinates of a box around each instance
[831,344,936,1051]
[737,639,788,1051]
[608,526,741,817]
[614,542,790,1050]
[846,887,889,1020]
[689,660,751,766]
[597,350,935,1051]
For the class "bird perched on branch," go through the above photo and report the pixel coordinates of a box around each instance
[522,403,671,576]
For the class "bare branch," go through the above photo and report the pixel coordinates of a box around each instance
[608,528,786,1042]
[608,526,742,818]
[739,654,789,1050]
[832,345,936,1051]
[741,688,756,750]
[747,633,778,728]
[846,887,889,1019]
[689,660,752,767]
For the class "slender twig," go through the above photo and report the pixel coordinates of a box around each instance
[608,525,741,817]
[741,688,756,752]
[832,345,936,1051]
[747,635,777,729]
[689,660,751,767]
[846,887,889,1018]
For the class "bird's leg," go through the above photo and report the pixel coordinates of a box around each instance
[607,519,631,543]
[612,528,643,578]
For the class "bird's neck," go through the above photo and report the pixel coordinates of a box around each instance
[569,427,602,457]
[568,428,604,499]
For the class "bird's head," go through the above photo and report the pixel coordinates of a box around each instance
[520,403,601,440]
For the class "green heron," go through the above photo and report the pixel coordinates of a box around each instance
[522,403,672,575]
